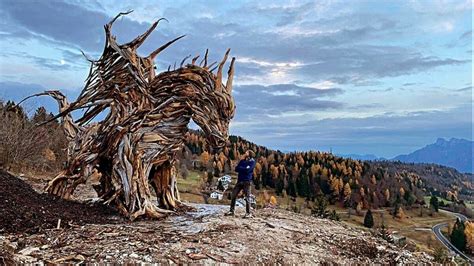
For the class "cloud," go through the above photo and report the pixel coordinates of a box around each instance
[1,0,108,51]
[408,0,472,15]
[0,0,184,60]
[231,104,472,157]
[291,46,466,83]
[445,29,472,48]
[233,84,343,117]
[402,82,419,86]
[0,51,84,71]
[0,0,471,158]
[168,14,467,86]
[348,103,384,110]
[368,87,394,93]
[455,86,472,92]
[0,0,469,88]
[459,30,472,40]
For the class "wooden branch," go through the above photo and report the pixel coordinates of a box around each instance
[126,18,168,49]
[147,35,186,61]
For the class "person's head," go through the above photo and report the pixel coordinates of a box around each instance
[246,150,256,159]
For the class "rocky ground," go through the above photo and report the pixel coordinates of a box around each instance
[0,171,433,264]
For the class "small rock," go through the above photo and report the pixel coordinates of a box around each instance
[186,247,200,254]
[15,254,37,263]
[19,247,39,256]
[188,253,208,260]
[129,253,140,259]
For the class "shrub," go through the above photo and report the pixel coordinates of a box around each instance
[364,209,374,228]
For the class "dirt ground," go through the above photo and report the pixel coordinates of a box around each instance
[0,171,433,264]
[0,171,121,235]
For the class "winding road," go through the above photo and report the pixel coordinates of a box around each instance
[432,210,473,263]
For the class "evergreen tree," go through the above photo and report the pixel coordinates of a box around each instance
[392,202,400,218]
[229,148,235,160]
[403,190,416,206]
[207,171,214,184]
[297,174,311,198]
[329,210,340,221]
[287,178,297,198]
[311,195,329,218]
[238,145,245,155]
[32,107,48,124]
[430,195,439,212]
[450,219,467,252]
[275,178,284,195]
[380,221,389,241]
[364,209,374,228]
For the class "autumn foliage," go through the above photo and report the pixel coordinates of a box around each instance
[185,131,428,210]
[2,102,471,215]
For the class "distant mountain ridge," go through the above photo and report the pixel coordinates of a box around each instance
[337,153,385,161]
[393,138,473,173]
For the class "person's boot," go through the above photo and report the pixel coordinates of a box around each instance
[243,213,253,219]
[224,210,235,216]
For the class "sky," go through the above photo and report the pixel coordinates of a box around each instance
[0,0,472,158]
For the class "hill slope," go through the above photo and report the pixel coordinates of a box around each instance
[0,171,431,264]
[393,138,473,173]
[185,131,473,205]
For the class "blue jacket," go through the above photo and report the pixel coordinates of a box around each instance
[235,159,256,182]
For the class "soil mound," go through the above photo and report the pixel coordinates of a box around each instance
[0,171,120,234]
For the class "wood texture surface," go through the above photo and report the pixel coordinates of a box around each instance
[27,12,235,220]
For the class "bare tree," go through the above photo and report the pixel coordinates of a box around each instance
[0,102,50,171]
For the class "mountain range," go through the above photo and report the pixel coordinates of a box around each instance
[393,138,473,173]
[337,153,386,161]
[341,138,473,173]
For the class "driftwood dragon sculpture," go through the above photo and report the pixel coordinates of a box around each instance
[22,12,236,220]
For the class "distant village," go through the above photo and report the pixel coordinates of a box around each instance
[209,175,256,208]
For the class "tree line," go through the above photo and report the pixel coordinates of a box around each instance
[185,130,428,211]
[0,101,66,172]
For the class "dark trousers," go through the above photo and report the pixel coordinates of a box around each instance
[230,181,251,214]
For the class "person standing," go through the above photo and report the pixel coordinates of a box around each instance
[225,150,256,218]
